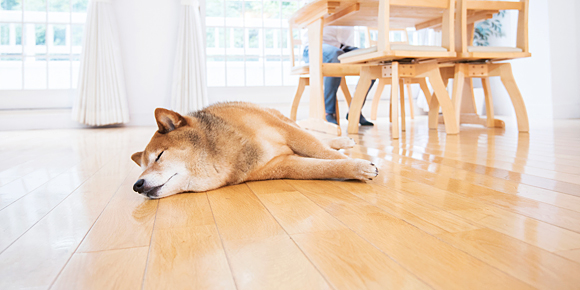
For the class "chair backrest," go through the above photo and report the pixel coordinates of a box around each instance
[455,0,529,54]
[377,0,455,53]
[288,22,299,68]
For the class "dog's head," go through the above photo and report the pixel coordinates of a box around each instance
[131,108,212,199]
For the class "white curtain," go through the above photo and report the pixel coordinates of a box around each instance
[72,0,129,126]
[171,0,208,115]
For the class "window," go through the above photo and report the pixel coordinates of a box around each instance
[0,0,88,108]
[204,0,376,88]
[205,0,304,87]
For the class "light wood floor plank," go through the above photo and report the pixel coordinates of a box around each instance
[143,225,236,290]
[207,184,331,290]
[0,157,122,253]
[378,145,580,203]
[1,119,579,289]
[51,247,149,290]
[332,181,481,234]
[555,248,580,264]
[289,179,536,290]
[292,229,430,290]
[370,155,580,232]
[373,173,580,252]
[436,228,580,290]
[0,159,136,290]
[142,192,235,290]
[248,180,430,289]
[247,180,346,234]
[76,169,158,252]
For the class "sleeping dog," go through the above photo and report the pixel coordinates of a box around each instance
[131,102,378,198]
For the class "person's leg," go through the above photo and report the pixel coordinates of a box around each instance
[322,44,344,123]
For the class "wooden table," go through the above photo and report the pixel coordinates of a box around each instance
[290,0,499,135]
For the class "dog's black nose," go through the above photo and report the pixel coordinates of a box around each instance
[133,179,145,193]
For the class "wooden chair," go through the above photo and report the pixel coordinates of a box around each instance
[365,27,433,122]
[339,0,458,139]
[288,23,361,126]
[441,0,530,132]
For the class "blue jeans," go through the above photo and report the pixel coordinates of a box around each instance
[303,44,375,115]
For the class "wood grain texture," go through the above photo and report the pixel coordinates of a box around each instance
[437,228,580,290]
[293,229,429,290]
[52,247,149,290]
[289,180,535,290]
[143,225,236,290]
[0,118,579,289]
[207,183,331,289]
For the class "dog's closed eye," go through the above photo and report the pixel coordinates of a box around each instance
[155,151,164,162]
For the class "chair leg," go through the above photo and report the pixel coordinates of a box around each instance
[427,66,458,134]
[418,78,431,106]
[428,76,449,130]
[335,98,341,126]
[347,67,374,135]
[391,62,400,139]
[339,77,352,106]
[498,63,529,132]
[290,77,309,121]
[389,96,392,123]
[481,77,495,128]
[370,79,386,120]
[406,83,415,119]
[399,79,406,132]
[451,64,466,129]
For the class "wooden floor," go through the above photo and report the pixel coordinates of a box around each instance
[1,117,580,290]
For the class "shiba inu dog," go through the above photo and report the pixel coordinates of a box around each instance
[131,102,378,199]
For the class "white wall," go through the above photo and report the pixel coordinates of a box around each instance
[547,0,580,119]
[488,1,554,123]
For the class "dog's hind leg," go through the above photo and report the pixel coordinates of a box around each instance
[247,154,378,181]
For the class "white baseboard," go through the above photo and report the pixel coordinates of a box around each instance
[0,109,87,131]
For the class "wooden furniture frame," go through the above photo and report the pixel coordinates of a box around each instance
[350,62,458,139]
[288,0,523,137]
[287,21,365,134]
[288,24,358,128]
[365,27,432,123]
[456,0,530,60]
[338,0,457,65]
[442,0,530,132]
[342,0,459,138]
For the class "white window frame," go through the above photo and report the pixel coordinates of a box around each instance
[0,0,87,110]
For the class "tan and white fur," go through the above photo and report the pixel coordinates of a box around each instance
[131,102,378,199]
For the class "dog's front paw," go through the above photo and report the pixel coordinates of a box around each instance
[328,137,356,150]
[353,159,379,181]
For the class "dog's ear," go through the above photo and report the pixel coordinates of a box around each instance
[131,151,143,166]
[155,108,187,134]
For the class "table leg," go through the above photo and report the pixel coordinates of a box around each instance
[295,18,341,135]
